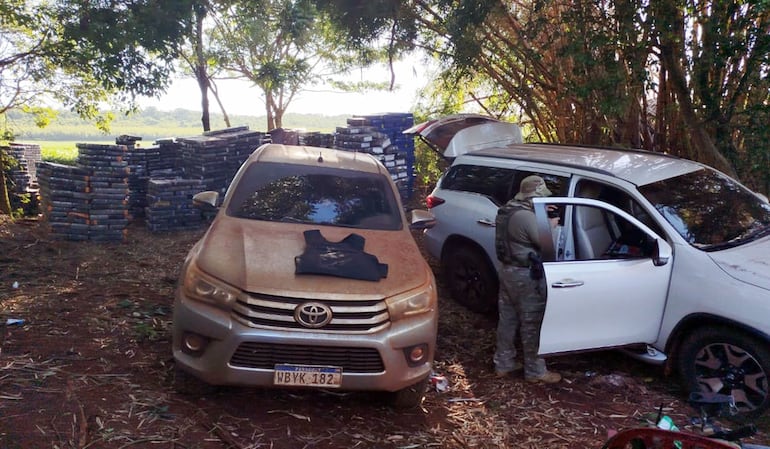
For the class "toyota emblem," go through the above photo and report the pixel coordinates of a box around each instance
[294,302,333,328]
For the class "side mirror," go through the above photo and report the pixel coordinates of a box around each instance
[409,209,436,230]
[192,191,220,222]
[192,191,220,209]
[652,238,671,267]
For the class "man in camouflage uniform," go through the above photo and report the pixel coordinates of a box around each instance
[493,175,562,384]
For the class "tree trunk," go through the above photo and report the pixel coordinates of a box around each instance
[659,43,737,177]
[194,3,210,132]
[0,150,12,216]
[265,92,276,131]
[208,80,231,128]
[196,64,210,132]
[654,0,737,177]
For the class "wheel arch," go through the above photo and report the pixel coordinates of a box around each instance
[664,313,770,372]
[440,234,498,280]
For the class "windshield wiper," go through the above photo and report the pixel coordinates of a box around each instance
[739,222,770,243]
[702,222,770,251]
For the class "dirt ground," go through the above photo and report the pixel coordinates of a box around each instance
[0,215,767,449]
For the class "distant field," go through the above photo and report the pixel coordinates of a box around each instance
[33,141,83,164]
[13,109,348,165]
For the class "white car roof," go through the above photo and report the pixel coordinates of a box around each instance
[466,143,704,186]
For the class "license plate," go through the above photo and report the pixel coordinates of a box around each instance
[273,364,342,388]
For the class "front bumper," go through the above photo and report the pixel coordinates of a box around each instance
[171,291,437,393]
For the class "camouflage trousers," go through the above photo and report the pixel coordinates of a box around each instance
[493,264,548,378]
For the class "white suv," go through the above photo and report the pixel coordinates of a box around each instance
[406,114,770,418]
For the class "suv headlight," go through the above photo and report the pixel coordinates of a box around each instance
[182,263,240,309]
[386,282,436,322]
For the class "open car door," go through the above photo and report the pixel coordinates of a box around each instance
[530,197,674,355]
[402,113,522,159]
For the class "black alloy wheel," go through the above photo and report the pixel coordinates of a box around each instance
[678,326,770,420]
[442,244,498,314]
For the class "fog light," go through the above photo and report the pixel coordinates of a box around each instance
[182,332,209,355]
[404,344,429,366]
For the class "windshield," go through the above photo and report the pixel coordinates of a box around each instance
[226,162,403,231]
[639,168,770,251]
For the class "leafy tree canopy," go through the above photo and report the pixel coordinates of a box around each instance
[1,0,196,131]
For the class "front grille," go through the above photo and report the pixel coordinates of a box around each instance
[232,292,390,332]
[230,342,385,373]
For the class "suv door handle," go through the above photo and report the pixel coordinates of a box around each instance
[552,280,585,288]
[477,218,495,226]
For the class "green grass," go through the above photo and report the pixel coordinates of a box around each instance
[37,141,80,165]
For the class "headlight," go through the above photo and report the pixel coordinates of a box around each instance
[386,282,436,322]
[182,263,240,309]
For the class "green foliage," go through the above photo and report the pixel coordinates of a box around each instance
[0,147,18,216]
[21,107,58,129]
[53,0,197,98]
[209,0,327,127]
[1,1,196,130]
[412,142,445,195]
[208,0,412,129]
[40,143,78,165]
[3,0,193,216]
[326,79,393,93]
[442,0,499,68]
[0,127,13,142]
[313,0,418,54]
[397,0,770,192]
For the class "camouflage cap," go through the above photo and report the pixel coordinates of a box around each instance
[514,175,552,201]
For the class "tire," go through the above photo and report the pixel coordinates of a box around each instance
[677,326,770,420]
[387,377,429,409]
[442,244,498,314]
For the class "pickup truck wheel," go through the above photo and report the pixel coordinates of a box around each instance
[442,244,498,314]
[387,377,428,409]
[677,326,770,419]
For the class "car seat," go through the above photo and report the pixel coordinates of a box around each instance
[574,182,613,259]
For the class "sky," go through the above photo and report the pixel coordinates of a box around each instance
[138,58,433,117]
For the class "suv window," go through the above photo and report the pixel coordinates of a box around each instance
[441,164,516,205]
[226,162,402,230]
[512,172,570,199]
[441,165,570,205]
[570,204,655,261]
[576,180,664,237]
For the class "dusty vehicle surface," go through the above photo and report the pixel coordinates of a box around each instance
[406,114,770,418]
[172,143,438,408]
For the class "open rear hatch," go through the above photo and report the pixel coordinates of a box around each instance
[403,113,523,158]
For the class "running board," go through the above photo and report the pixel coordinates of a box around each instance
[619,345,668,365]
